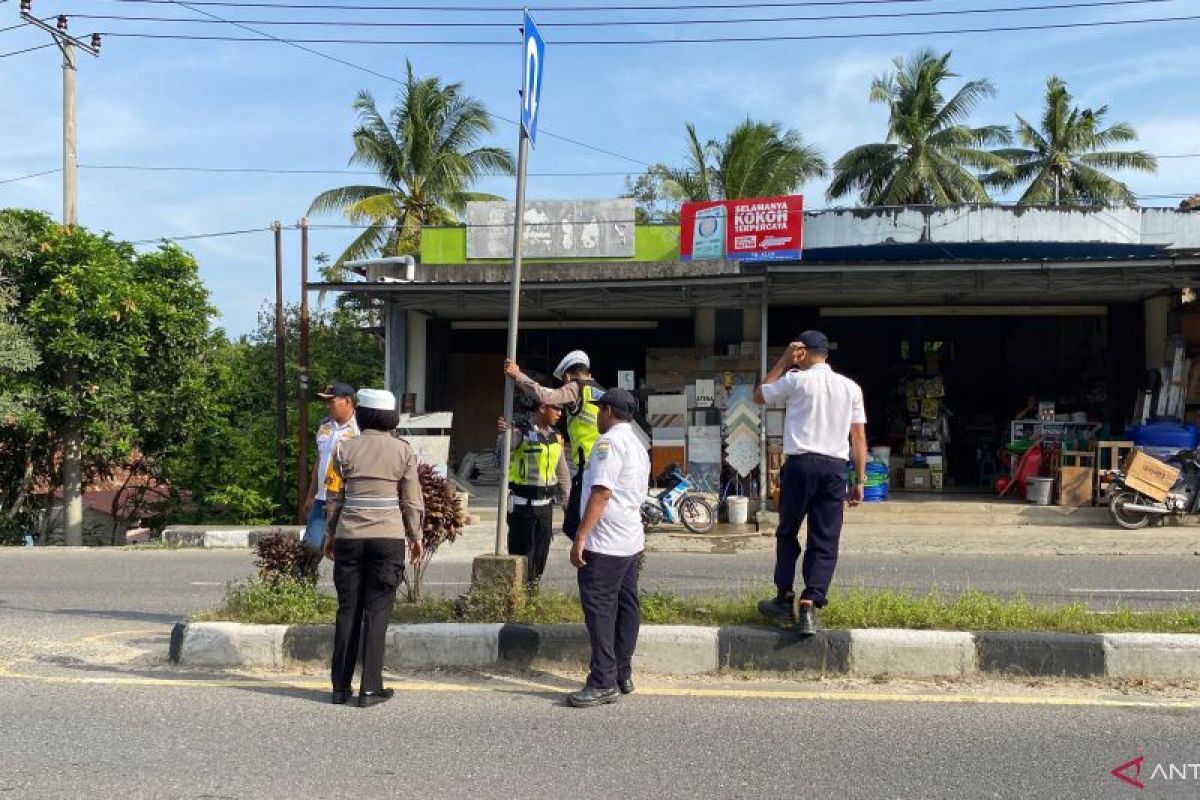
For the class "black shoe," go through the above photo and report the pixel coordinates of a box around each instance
[331,690,351,705]
[758,596,796,624]
[618,678,635,695]
[796,603,817,636]
[358,688,394,708]
[567,685,620,708]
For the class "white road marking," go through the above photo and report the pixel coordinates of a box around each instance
[190,581,223,586]
[1069,588,1200,593]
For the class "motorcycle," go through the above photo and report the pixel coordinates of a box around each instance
[641,464,717,534]
[1107,449,1200,530]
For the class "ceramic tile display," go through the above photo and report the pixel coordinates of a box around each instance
[723,387,762,478]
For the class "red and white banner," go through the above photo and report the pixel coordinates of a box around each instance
[679,195,803,262]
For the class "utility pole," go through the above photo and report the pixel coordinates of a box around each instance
[21,2,101,546]
[20,2,102,227]
[297,218,311,523]
[274,222,288,518]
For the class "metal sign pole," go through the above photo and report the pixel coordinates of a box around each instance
[494,129,531,555]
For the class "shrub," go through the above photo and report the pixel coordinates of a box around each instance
[255,530,316,585]
[198,578,337,625]
[402,463,462,602]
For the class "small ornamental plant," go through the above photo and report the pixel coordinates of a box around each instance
[255,531,317,586]
[402,463,462,602]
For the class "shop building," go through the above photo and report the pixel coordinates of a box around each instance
[313,202,1200,504]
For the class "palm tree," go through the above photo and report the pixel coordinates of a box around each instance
[984,77,1157,206]
[308,61,515,267]
[827,49,1012,206]
[668,119,827,201]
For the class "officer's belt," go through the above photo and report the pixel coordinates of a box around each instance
[341,495,400,510]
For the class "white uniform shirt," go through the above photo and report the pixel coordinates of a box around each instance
[580,421,651,557]
[315,416,359,501]
[761,363,866,460]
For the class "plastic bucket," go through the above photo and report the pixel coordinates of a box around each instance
[726,496,750,524]
[869,446,891,463]
[1025,477,1054,506]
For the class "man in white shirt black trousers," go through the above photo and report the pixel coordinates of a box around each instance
[566,388,651,709]
[754,331,868,636]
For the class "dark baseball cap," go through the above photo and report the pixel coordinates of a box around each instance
[317,382,355,399]
[594,387,638,415]
[795,330,831,352]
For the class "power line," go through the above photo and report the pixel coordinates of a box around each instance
[79,163,640,176]
[104,0,989,12]
[156,0,651,166]
[66,0,1184,28]
[0,167,62,184]
[99,12,1200,44]
[0,42,55,57]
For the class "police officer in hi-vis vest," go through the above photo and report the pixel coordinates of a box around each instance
[497,400,572,585]
[504,350,604,539]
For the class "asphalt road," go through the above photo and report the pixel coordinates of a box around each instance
[0,670,1197,799]
[2,548,1199,798]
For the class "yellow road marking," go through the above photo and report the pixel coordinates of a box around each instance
[0,662,1196,709]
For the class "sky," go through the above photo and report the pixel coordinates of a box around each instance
[1,0,1198,336]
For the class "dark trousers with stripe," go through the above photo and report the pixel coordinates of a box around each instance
[577,550,641,689]
[773,454,847,609]
[507,502,554,584]
[331,537,405,693]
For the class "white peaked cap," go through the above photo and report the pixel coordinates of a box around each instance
[553,350,590,381]
[356,388,396,411]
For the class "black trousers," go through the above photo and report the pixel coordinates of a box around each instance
[507,503,553,584]
[773,454,847,609]
[563,471,583,539]
[331,537,405,693]
[577,550,641,690]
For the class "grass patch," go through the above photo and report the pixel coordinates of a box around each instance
[195,580,1200,634]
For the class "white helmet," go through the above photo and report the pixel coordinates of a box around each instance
[553,350,590,382]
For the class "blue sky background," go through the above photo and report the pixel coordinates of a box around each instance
[1,0,1197,336]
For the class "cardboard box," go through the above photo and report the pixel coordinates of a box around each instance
[1059,466,1094,507]
[905,467,932,491]
[1122,450,1180,502]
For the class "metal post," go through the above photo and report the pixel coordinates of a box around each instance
[273,222,288,517]
[297,218,310,522]
[62,38,76,226]
[495,129,531,555]
[758,282,769,513]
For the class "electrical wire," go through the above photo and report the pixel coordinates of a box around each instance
[98,13,1200,45]
[103,0,1004,12]
[77,163,641,176]
[66,0,1185,28]
[0,42,56,57]
[155,0,650,166]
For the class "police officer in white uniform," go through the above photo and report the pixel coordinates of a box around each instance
[754,331,867,636]
[302,382,359,563]
[566,388,651,708]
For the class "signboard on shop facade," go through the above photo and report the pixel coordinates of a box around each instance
[679,195,803,262]
[466,199,636,260]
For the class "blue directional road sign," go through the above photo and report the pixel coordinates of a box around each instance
[521,11,545,146]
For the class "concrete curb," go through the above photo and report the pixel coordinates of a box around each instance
[169,622,1200,682]
[163,526,305,549]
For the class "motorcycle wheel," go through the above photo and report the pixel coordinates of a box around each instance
[679,495,716,534]
[641,501,664,530]
[1108,490,1153,530]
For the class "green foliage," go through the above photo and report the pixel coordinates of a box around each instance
[161,302,383,524]
[0,210,215,539]
[623,164,685,224]
[663,119,827,203]
[199,582,1200,632]
[983,76,1157,206]
[197,578,337,625]
[255,531,318,585]
[307,60,515,267]
[828,49,1012,205]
